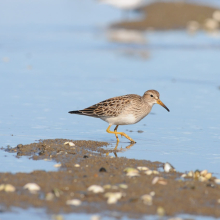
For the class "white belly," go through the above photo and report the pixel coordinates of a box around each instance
[101,114,137,125]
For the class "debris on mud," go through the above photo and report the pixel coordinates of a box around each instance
[1,139,220,218]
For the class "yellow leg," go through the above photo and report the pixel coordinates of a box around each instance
[114,125,119,142]
[106,125,136,143]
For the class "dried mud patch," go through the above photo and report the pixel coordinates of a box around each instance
[112,2,219,30]
[1,139,220,218]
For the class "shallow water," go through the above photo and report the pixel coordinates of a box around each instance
[0,207,218,220]
[0,0,220,219]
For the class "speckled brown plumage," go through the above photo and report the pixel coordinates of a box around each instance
[69,90,169,143]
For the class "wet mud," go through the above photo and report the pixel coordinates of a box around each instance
[1,139,220,218]
[112,2,219,30]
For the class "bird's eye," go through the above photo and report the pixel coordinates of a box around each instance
[150,95,153,97]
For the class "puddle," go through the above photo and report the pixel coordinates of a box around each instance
[0,150,57,173]
[0,208,219,220]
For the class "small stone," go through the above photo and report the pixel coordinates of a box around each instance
[204,18,219,31]
[205,173,212,180]
[149,191,155,197]
[52,215,64,220]
[64,142,75,146]
[88,185,104,193]
[119,184,128,189]
[99,167,107,172]
[74,164,80,167]
[213,10,220,22]
[0,184,5,191]
[124,167,138,173]
[66,199,81,206]
[187,171,194,177]
[141,194,152,205]
[152,177,159,185]
[4,184,16,192]
[104,192,123,204]
[126,172,140,177]
[217,199,220,203]
[181,174,187,178]
[158,180,167,185]
[152,170,159,174]
[157,206,165,216]
[54,164,62,168]
[198,176,206,182]
[137,166,149,171]
[83,155,89,158]
[103,185,112,189]
[163,162,175,173]
[214,179,220,184]
[90,215,101,220]
[145,170,153,175]
[23,183,41,192]
[45,192,55,201]
[200,170,208,176]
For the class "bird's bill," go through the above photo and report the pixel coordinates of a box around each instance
[157,99,170,112]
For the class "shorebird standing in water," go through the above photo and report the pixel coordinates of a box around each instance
[69,90,169,143]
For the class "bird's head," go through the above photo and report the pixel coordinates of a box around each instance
[143,90,170,112]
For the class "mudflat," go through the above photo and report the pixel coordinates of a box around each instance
[1,139,220,218]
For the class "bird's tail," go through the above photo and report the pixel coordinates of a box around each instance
[68,110,83,115]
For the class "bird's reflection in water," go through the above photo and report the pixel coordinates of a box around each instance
[106,142,136,157]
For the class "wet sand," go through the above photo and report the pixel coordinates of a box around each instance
[112,2,219,30]
[1,139,220,218]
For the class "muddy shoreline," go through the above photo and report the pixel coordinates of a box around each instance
[0,139,220,218]
[112,2,220,31]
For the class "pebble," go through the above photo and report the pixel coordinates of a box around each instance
[103,185,112,189]
[124,167,140,177]
[204,18,219,31]
[119,184,128,189]
[163,162,176,173]
[104,192,123,204]
[45,192,55,201]
[99,167,107,172]
[145,170,153,175]
[186,21,200,33]
[54,164,62,168]
[0,184,16,192]
[66,199,81,206]
[126,172,140,177]
[90,215,101,220]
[141,194,152,205]
[157,206,165,216]
[137,166,149,171]
[214,179,220,184]
[64,142,75,147]
[149,191,155,197]
[152,177,159,185]
[23,183,41,192]
[213,10,220,22]
[87,185,104,193]
[74,164,80,167]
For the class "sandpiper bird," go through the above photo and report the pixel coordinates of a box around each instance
[69,90,169,143]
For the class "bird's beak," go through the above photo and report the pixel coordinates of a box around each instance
[157,99,170,112]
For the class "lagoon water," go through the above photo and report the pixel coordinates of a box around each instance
[0,0,220,219]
